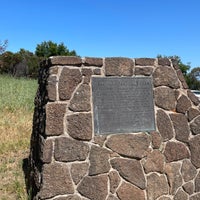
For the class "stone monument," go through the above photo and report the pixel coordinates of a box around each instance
[29,56,200,200]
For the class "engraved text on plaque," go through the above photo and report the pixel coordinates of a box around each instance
[92,77,155,134]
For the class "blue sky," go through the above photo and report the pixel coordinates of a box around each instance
[1,0,200,69]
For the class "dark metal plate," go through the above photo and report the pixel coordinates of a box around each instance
[92,77,155,134]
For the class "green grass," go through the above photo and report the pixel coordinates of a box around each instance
[0,74,38,199]
[0,74,38,111]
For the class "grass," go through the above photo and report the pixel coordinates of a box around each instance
[0,74,38,199]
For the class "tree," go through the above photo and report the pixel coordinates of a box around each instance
[0,49,41,77]
[0,40,8,54]
[187,67,200,90]
[13,49,41,77]
[35,41,77,58]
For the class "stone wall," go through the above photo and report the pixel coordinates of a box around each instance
[29,56,200,200]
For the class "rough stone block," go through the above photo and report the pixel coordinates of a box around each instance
[153,66,180,88]
[154,87,176,111]
[93,135,107,147]
[144,150,165,173]
[189,135,200,168]
[93,68,101,75]
[106,133,150,159]
[111,158,146,189]
[135,58,155,66]
[170,113,190,142]
[187,107,200,121]
[41,139,53,163]
[105,57,134,76]
[183,182,195,195]
[89,145,110,175]
[187,90,200,106]
[49,66,59,75]
[45,103,67,136]
[165,162,182,195]
[49,56,82,66]
[70,162,89,185]
[81,68,93,83]
[109,171,121,194]
[151,131,162,149]
[156,109,174,141]
[176,94,192,114]
[174,188,188,200]
[190,116,200,135]
[54,137,89,162]
[190,193,200,200]
[67,113,92,141]
[58,67,82,100]
[53,195,81,200]
[47,75,57,101]
[38,163,74,199]
[147,173,169,199]
[181,159,197,182]
[134,66,154,76]
[83,57,103,66]
[195,172,200,192]
[158,58,171,66]
[77,175,108,200]
[117,181,145,200]
[69,83,91,112]
[164,141,189,162]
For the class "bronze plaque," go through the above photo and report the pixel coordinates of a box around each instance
[92,77,155,134]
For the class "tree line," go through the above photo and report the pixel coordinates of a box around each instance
[0,40,200,90]
[0,40,77,78]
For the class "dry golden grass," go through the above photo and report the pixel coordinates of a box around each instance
[0,109,33,200]
[0,75,37,200]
